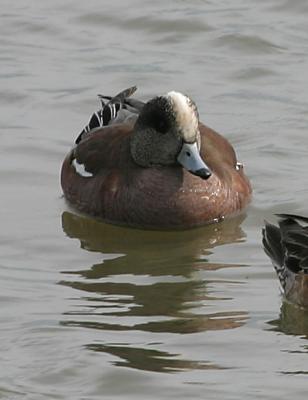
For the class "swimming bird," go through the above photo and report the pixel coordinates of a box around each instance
[61,86,251,229]
[263,214,308,308]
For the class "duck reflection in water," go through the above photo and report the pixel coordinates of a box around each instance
[268,302,308,375]
[60,211,249,372]
[269,301,308,339]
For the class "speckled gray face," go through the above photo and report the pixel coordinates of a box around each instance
[131,96,182,167]
[131,91,211,180]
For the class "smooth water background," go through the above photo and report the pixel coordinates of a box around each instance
[1,0,308,398]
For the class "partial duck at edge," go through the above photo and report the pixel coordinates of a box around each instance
[263,214,308,308]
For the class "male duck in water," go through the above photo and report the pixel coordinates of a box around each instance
[61,86,251,229]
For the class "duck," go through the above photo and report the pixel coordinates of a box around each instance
[263,214,308,308]
[61,86,252,229]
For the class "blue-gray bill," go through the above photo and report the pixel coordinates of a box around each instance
[177,142,212,180]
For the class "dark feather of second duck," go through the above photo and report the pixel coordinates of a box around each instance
[263,214,308,308]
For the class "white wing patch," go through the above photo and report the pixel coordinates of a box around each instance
[72,158,93,178]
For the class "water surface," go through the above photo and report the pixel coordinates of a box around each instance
[1,0,308,398]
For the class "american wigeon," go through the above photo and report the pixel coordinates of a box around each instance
[61,86,252,229]
[263,214,308,308]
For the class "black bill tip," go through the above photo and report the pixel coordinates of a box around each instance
[192,168,212,180]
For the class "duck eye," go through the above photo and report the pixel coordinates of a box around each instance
[145,110,169,134]
[185,151,191,157]
[155,117,169,134]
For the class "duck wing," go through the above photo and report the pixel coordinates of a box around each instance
[75,86,144,144]
[263,214,308,294]
[276,214,308,274]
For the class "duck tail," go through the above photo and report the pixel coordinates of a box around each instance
[98,85,137,107]
[76,86,141,144]
[263,214,308,292]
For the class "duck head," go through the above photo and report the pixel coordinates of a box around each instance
[130,91,211,180]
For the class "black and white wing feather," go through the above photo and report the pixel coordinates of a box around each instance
[75,86,144,144]
[263,214,308,294]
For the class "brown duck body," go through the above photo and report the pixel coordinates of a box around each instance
[61,122,251,229]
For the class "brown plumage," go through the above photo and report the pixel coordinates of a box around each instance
[61,88,251,229]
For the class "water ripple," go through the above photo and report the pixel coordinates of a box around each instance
[214,33,286,54]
